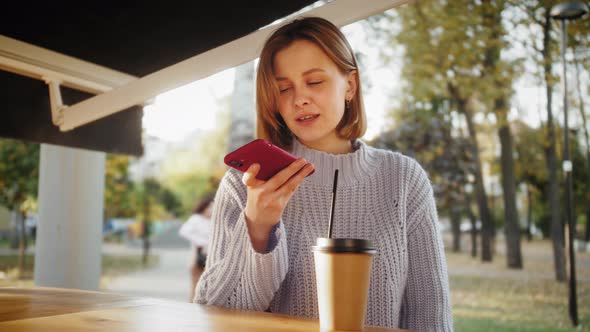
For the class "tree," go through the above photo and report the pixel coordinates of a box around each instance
[371,98,476,254]
[104,154,136,220]
[574,57,590,245]
[368,0,497,261]
[513,120,549,239]
[480,0,523,269]
[571,133,590,235]
[0,138,39,277]
[510,0,566,280]
[509,0,590,276]
[134,176,185,265]
[569,17,590,247]
[139,179,155,266]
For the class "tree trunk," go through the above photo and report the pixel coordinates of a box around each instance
[574,55,590,250]
[466,195,478,258]
[142,225,150,267]
[10,210,19,249]
[480,0,520,266]
[497,102,523,269]
[451,205,462,252]
[16,210,26,279]
[545,87,566,282]
[464,111,495,262]
[526,184,533,242]
[142,183,151,267]
[541,10,566,282]
[463,107,494,262]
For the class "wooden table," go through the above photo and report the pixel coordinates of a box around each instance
[0,287,406,331]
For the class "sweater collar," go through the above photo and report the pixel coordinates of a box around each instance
[290,139,379,187]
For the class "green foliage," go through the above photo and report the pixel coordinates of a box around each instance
[0,139,39,213]
[369,100,476,214]
[367,2,511,219]
[104,154,136,219]
[159,188,183,217]
[571,132,590,218]
[563,0,590,71]
[513,120,549,187]
[133,177,182,222]
[512,120,550,235]
[104,153,187,221]
[164,172,218,219]
[383,1,520,108]
[512,120,590,237]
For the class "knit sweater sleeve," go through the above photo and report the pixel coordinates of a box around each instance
[399,160,454,331]
[194,169,289,311]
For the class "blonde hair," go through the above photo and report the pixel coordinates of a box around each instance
[256,17,366,150]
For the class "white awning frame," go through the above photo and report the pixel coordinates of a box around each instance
[1,0,408,131]
[0,35,138,94]
[0,34,139,126]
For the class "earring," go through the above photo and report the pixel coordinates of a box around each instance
[345,99,351,110]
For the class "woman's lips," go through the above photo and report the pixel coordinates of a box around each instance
[296,114,320,123]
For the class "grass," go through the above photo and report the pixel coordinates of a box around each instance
[453,317,583,332]
[450,275,590,331]
[0,252,159,288]
[446,238,590,332]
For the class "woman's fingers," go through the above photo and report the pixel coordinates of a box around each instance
[277,162,315,196]
[244,158,313,202]
[243,160,313,230]
[265,158,309,189]
[242,163,263,187]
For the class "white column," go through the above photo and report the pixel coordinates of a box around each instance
[34,144,105,290]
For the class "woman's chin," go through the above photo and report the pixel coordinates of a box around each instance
[294,134,323,146]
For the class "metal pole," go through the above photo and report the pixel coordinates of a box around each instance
[559,18,579,327]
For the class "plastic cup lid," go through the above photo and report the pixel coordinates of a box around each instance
[312,237,376,254]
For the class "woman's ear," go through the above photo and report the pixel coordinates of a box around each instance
[345,70,358,101]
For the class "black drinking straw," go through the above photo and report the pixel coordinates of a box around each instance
[327,169,339,239]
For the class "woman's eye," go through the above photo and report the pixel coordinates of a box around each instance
[279,87,291,93]
[308,81,323,86]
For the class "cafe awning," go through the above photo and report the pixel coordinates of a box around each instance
[0,0,405,156]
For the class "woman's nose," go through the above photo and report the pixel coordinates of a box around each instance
[294,89,310,108]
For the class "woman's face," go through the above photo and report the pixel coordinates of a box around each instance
[273,39,357,152]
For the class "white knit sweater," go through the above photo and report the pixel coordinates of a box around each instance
[195,139,453,331]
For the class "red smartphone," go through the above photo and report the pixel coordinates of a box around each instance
[224,139,314,181]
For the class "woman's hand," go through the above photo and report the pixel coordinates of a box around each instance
[242,158,314,252]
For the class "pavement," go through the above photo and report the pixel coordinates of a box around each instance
[0,221,196,302]
[101,221,195,303]
[101,246,193,302]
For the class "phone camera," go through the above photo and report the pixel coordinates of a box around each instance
[229,160,244,167]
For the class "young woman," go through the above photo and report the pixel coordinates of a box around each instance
[195,17,453,331]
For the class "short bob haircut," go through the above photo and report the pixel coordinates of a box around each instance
[256,16,366,150]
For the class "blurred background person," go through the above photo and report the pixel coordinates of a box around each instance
[178,194,214,302]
